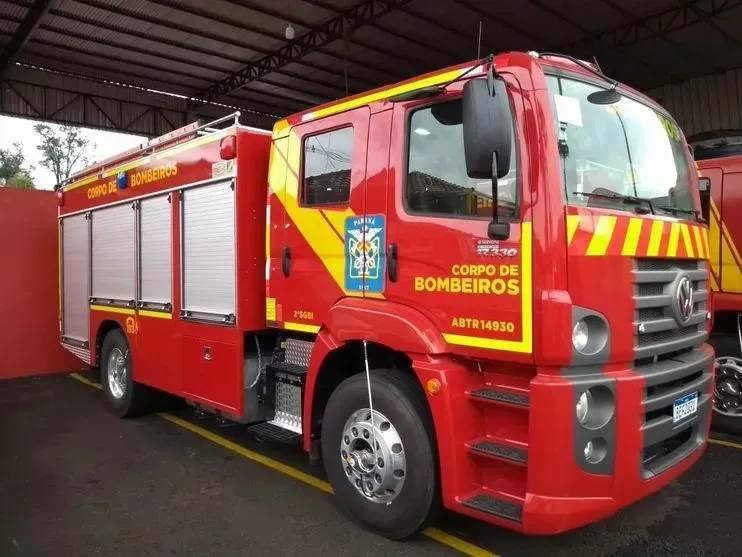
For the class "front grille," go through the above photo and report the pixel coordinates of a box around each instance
[632,258,712,478]
[633,258,708,363]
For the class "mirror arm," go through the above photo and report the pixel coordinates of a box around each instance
[488,151,511,241]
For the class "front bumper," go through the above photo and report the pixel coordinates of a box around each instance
[521,345,713,534]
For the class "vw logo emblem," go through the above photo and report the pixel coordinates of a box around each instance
[676,275,694,324]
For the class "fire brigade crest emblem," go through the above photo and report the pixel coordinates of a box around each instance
[344,214,386,294]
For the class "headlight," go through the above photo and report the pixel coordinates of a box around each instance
[572,319,589,353]
[576,390,592,425]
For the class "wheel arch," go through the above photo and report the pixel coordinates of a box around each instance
[93,319,124,368]
[303,332,439,455]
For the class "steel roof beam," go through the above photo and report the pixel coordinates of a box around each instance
[0,0,53,79]
[296,0,463,64]
[0,0,360,93]
[1,17,337,107]
[191,0,414,107]
[525,0,679,84]
[153,0,420,81]
[562,0,742,54]
[69,0,380,90]
[451,0,548,49]
[33,8,355,97]
[397,5,500,56]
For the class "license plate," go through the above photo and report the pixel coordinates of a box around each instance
[673,392,698,423]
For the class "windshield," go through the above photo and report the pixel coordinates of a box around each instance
[545,74,697,219]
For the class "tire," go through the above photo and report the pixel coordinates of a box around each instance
[709,333,742,435]
[99,328,154,418]
[321,369,440,540]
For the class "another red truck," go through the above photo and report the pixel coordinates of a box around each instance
[57,51,713,539]
[691,130,742,434]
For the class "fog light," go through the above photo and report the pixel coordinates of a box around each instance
[584,440,594,460]
[572,319,589,353]
[576,390,592,425]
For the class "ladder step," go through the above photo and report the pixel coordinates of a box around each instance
[248,422,301,444]
[462,493,523,523]
[468,440,527,464]
[267,361,307,377]
[470,387,529,407]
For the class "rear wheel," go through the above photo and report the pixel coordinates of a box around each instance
[710,333,742,435]
[100,328,154,418]
[321,369,440,540]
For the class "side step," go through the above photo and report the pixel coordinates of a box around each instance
[467,439,527,465]
[248,422,301,444]
[461,493,523,524]
[264,360,307,435]
[469,387,529,408]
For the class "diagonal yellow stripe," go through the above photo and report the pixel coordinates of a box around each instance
[647,220,664,256]
[621,217,643,256]
[566,215,580,246]
[692,225,705,259]
[680,223,695,257]
[586,215,616,256]
[667,222,680,257]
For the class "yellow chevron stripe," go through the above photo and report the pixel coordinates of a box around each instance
[621,217,642,256]
[680,223,695,258]
[647,220,664,256]
[692,225,705,259]
[566,215,580,245]
[667,222,680,257]
[586,215,616,256]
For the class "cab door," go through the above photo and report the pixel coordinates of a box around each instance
[381,85,532,361]
[271,108,370,331]
[716,167,742,293]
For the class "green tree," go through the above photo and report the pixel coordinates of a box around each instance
[6,172,35,189]
[34,123,94,186]
[0,142,36,189]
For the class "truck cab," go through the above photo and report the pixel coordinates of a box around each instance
[691,129,742,433]
[265,51,713,536]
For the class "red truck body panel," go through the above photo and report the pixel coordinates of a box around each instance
[55,52,712,535]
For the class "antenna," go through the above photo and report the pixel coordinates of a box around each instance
[477,21,482,59]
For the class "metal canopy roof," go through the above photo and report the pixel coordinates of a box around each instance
[1,0,741,137]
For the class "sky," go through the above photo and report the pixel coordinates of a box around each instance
[0,115,147,190]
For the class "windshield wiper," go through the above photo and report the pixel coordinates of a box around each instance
[655,205,704,222]
[572,191,654,214]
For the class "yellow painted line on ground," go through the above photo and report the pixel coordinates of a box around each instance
[68,373,498,557]
[709,437,742,450]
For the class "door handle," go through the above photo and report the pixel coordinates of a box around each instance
[282,245,291,277]
[387,243,398,283]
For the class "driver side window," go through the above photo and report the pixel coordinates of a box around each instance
[405,99,518,220]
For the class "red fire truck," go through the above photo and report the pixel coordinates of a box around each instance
[690,130,742,434]
[57,51,713,540]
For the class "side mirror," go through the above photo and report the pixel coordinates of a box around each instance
[463,77,514,241]
[462,77,512,179]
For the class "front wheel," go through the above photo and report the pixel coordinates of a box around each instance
[100,328,153,418]
[321,370,440,540]
[710,333,742,435]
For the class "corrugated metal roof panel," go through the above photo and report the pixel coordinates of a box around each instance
[649,69,742,136]
[0,0,28,20]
